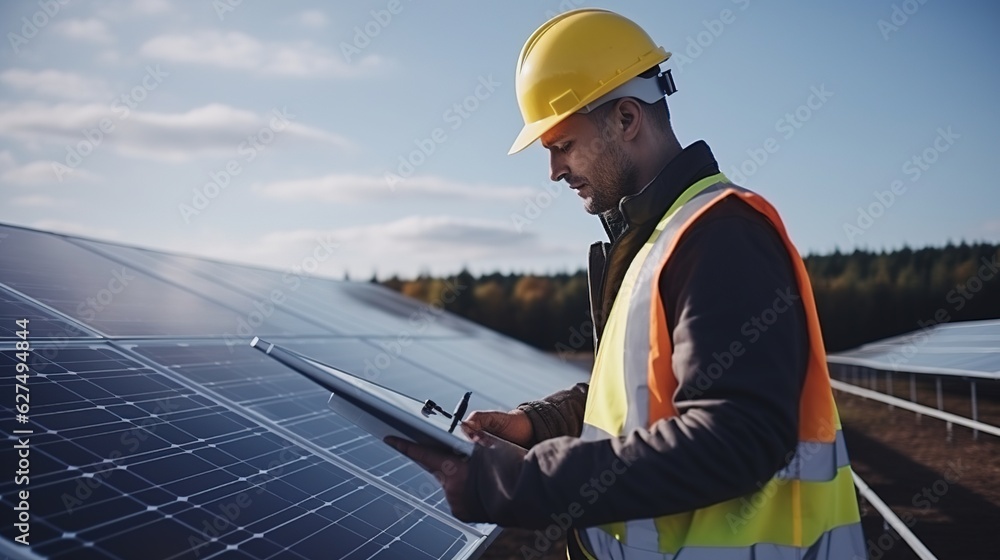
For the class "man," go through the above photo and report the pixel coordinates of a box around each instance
[387,8,866,559]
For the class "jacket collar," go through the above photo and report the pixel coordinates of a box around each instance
[599,140,721,242]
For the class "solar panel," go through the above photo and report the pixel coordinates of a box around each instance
[126,341,456,514]
[829,319,1000,378]
[0,287,98,341]
[0,345,479,559]
[0,222,589,558]
[71,239,476,338]
[0,226,336,339]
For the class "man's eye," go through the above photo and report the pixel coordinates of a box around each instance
[559,142,573,153]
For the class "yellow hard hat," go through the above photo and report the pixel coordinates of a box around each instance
[508,9,672,155]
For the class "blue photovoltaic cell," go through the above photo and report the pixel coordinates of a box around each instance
[129,342,462,515]
[0,346,476,559]
[0,286,97,340]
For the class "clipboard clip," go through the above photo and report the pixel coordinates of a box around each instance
[421,391,472,434]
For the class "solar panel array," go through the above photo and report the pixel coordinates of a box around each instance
[0,223,587,560]
[828,319,1000,379]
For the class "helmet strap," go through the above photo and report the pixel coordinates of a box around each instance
[578,69,677,114]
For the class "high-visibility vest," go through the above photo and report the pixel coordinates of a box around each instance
[574,173,866,559]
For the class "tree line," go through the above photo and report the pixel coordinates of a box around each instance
[377,242,1000,354]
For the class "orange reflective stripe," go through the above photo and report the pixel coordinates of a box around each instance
[645,187,733,425]
[645,188,838,443]
[729,189,836,442]
[647,296,676,423]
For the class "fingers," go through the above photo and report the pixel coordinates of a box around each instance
[461,412,489,439]
[465,410,507,434]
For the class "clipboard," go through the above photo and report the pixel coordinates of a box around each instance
[249,337,525,458]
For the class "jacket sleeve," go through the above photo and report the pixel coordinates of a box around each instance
[516,382,589,444]
[462,198,808,528]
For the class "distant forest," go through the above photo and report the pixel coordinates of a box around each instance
[377,243,1000,354]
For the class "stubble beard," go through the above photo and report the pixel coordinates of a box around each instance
[582,140,639,215]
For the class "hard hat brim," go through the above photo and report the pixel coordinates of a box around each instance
[508,112,570,155]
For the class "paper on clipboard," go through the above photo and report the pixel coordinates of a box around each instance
[249,337,526,458]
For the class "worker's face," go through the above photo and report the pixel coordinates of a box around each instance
[542,108,638,215]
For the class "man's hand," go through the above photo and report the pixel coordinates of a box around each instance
[384,436,472,520]
[461,409,534,447]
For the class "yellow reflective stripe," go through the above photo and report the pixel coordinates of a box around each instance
[661,172,729,221]
[585,303,630,436]
[653,465,860,553]
[582,172,729,438]
[792,477,802,546]
[583,522,865,559]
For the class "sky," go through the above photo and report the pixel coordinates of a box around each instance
[1,0,998,279]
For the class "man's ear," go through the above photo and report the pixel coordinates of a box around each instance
[616,98,642,142]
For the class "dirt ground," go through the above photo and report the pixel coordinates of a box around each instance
[839,386,1000,560]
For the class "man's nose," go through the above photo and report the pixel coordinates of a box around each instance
[549,152,568,183]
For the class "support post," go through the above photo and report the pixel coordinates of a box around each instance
[936,377,952,442]
[971,380,979,441]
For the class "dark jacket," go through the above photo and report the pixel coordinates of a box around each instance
[465,141,809,546]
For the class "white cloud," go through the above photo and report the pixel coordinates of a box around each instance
[340,216,538,247]
[139,30,383,77]
[0,102,351,162]
[31,220,118,240]
[93,0,171,20]
[185,217,576,278]
[0,152,100,185]
[0,69,112,101]
[296,10,328,28]
[2,160,64,184]
[0,150,14,171]
[973,220,1000,239]
[131,0,171,15]
[98,50,121,64]
[12,194,61,207]
[254,173,537,203]
[52,18,114,44]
